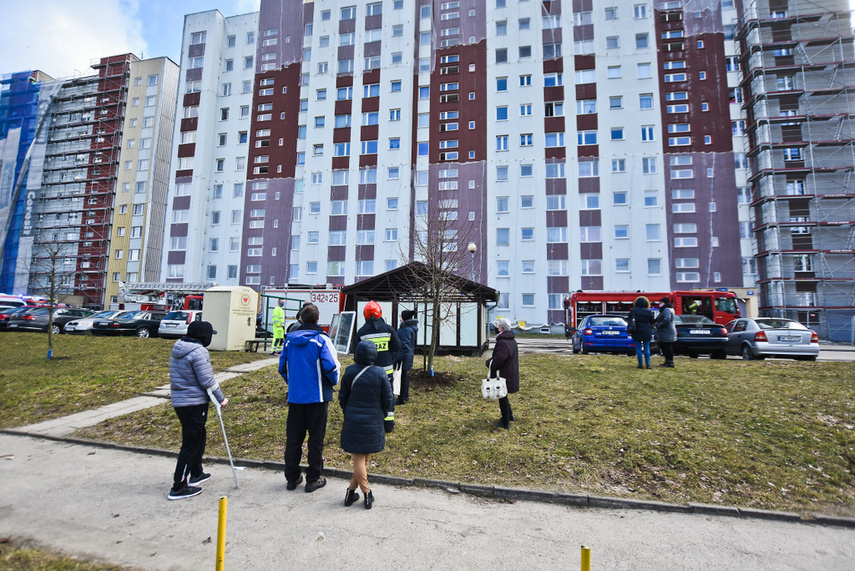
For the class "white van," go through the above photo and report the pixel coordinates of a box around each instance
[0,295,27,309]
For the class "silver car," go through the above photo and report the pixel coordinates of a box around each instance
[157,310,203,339]
[725,318,819,361]
[64,310,127,334]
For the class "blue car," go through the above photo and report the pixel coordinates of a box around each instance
[571,314,636,355]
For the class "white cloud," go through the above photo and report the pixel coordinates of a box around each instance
[0,0,147,79]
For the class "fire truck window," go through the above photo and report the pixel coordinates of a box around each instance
[683,298,701,314]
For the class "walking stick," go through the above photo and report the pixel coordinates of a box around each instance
[208,388,239,489]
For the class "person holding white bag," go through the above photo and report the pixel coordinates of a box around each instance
[486,318,519,430]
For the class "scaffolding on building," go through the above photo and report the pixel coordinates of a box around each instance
[736,0,855,340]
[26,55,135,308]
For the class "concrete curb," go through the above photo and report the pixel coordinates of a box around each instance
[3,429,852,529]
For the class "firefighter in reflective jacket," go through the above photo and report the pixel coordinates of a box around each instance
[356,301,402,419]
[271,298,286,354]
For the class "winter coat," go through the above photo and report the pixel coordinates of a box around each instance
[339,341,394,454]
[170,338,224,408]
[654,306,677,343]
[487,330,519,393]
[395,318,419,371]
[629,307,656,342]
[356,317,402,374]
[279,327,340,404]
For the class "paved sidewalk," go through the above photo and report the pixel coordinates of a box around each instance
[3,357,277,438]
[1,433,854,571]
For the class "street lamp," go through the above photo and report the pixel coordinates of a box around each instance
[467,242,477,281]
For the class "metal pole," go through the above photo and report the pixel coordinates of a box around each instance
[581,545,591,571]
[216,496,227,571]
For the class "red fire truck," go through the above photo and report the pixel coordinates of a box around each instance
[566,290,741,328]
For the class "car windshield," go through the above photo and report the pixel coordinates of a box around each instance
[164,311,190,320]
[675,315,715,325]
[92,311,116,318]
[755,319,808,331]
[589,316,627,327]
[715,296,739,314]
[118,311,144,320]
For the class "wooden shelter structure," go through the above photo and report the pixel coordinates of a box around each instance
[341,262,498,355]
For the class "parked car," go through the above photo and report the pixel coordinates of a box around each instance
[157,310,203,339]
[7,306,94,334]
[670,315,728,359]
[0,307,32,330]
[725,317,819,361]
[571,314,636,355]
[64,310,128,334]
[90,310,167,338]
[0,294,28,308]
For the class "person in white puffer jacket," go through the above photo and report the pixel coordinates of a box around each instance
[167,320,227,500]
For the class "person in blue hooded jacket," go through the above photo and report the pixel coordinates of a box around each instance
[339,340,394,509]
[394,309,418,405]
[279,304,341,492]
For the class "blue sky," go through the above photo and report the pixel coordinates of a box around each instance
[0,0,259,79]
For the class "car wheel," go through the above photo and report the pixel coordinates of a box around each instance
[137,327,151,338]
[797,355,817,362]
[572,340,579,354]
[581,342,589,355]
[689,353,699,359]
[741,345,755,361]
[51,324,61,335]
[711,351,727,360]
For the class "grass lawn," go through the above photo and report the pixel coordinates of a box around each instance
[0,540,137,570]
[69,349,855,516]
[0,332,269,429]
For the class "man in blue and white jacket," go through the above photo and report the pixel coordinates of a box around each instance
[279,304,340,492]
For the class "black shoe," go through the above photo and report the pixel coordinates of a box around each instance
[167,486,202,501]
[305,477,327,493]
[344,488,360,506]
[286,474,303,491]
[637,365,644,369]
[396,398,407,406]
[509,413,516,422]
[364,490,374,509]
[493,420,510,430]
[646,365,651,369]
[189,472,211,486]
[664,362,675,368]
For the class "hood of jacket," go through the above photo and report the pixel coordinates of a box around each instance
[401,318,419,330]
[287,328,325,347]
[173,337,204,359]
[354,339,378,366]
[497,329,515,341]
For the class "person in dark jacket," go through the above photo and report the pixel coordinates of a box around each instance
[168,320,226,500]
[355,301,401,418]
[339,340,394,509]
[655,297,677,368]
[395,309,418,405]
[279,304,341,493]
[486,318,519,430]
[629,296,656,369]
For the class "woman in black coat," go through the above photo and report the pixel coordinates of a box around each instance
[339,340,394,509]
[629,296,656,369]
[486,318,519,430]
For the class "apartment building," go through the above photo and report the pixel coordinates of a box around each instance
[0,55,176,308]
[104,57,179,306]
[161,10,260,286]
[236,0,744,324]
[737,0,855,340]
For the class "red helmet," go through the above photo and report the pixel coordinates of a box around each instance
[363,301,382,320]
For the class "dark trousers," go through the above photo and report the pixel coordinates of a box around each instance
[660,342,674,363]
[399,367,410,402]
[173,403,208,490]
[498,396,513,427]
[285,401,329,483]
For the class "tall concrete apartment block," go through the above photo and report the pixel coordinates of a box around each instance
[243,0,743,324]
[737,0,855,340]
[0,55,177,308]
[162,10,260,286]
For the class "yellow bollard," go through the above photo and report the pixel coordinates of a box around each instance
[581,545,591,571]
[216,496,228,571]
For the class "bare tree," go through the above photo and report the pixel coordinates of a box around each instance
[400,198,480,372]
[24,240,77,359]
